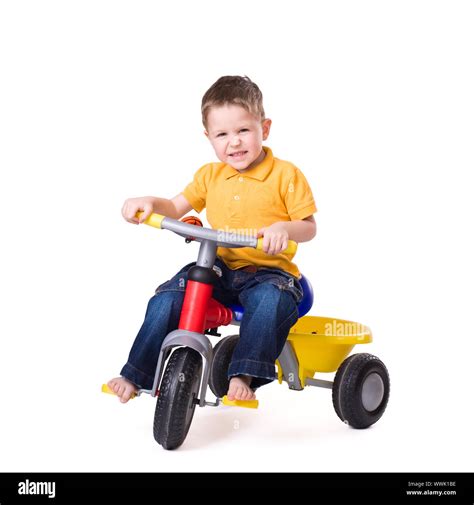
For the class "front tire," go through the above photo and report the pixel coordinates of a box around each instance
[332,353,390,429]
[153,347,202,450]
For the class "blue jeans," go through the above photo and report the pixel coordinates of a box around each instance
[120,258,303,390]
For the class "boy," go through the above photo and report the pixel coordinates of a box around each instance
[108,75,317,403]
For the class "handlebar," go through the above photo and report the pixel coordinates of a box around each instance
[136,212,298,255]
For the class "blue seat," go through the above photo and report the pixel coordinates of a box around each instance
[229,274,314,322]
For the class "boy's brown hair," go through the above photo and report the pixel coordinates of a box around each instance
[201,75,265,128]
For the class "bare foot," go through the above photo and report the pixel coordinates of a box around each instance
[107,377,138,403]
[227,375,256,401]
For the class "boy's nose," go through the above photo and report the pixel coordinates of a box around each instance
[230,135,241,146]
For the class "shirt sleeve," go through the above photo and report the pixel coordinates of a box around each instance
[182,164,211,213]
[284,167,317,220]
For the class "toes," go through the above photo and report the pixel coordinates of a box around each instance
[243,388,254,401]
[114,383,124,395]
[106,378,138,403]
[227,387,237,401]
[119,389,131,403]
[228,387,240,401]
[227,378,256,402]
[108,380,118,392]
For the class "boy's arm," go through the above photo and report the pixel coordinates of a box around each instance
[257,215,316,255]
[122,194,193,224]
[279,215,316,242]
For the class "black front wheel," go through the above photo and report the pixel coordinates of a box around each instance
[332,353,390,429]
[153,347,202,450]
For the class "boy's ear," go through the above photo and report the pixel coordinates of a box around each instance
[262,118,272,140]
[204,130,209,138]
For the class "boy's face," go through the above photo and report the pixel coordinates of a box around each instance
[205,104,271,172]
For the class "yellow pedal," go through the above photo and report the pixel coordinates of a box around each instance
[222,395,259,409]
[101,384,136,399]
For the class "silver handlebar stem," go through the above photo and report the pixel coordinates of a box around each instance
[161,217,258,249]
[197,241,216,268]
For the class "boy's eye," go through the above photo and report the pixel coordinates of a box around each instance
[240,129,249,133]
[216,133,226,137]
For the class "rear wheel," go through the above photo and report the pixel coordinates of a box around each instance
[332,353,390,429]
[153,347,202,450]
[209,334,239,398]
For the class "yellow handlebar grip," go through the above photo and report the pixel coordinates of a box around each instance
[256,238,298,256]
[135,212,165,229]
[222,395,259,409]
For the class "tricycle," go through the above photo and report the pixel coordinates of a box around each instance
[103,213,390,450]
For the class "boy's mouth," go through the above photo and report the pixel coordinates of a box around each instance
[229,151,247,158]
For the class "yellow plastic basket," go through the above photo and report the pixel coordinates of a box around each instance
[277,316,372,386]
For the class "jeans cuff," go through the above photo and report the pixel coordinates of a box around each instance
[120,362,155,390]
[228,359,277,386]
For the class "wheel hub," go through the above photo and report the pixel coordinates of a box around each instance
[361,372,385,411]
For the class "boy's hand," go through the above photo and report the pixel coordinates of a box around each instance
[121,196,156,224]
[257,223,289,255]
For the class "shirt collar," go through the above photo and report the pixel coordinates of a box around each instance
[222,146,274,181]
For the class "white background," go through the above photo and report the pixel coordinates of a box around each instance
[0,0,473,472]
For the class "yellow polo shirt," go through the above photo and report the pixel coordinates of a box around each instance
[182,146,317,277]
